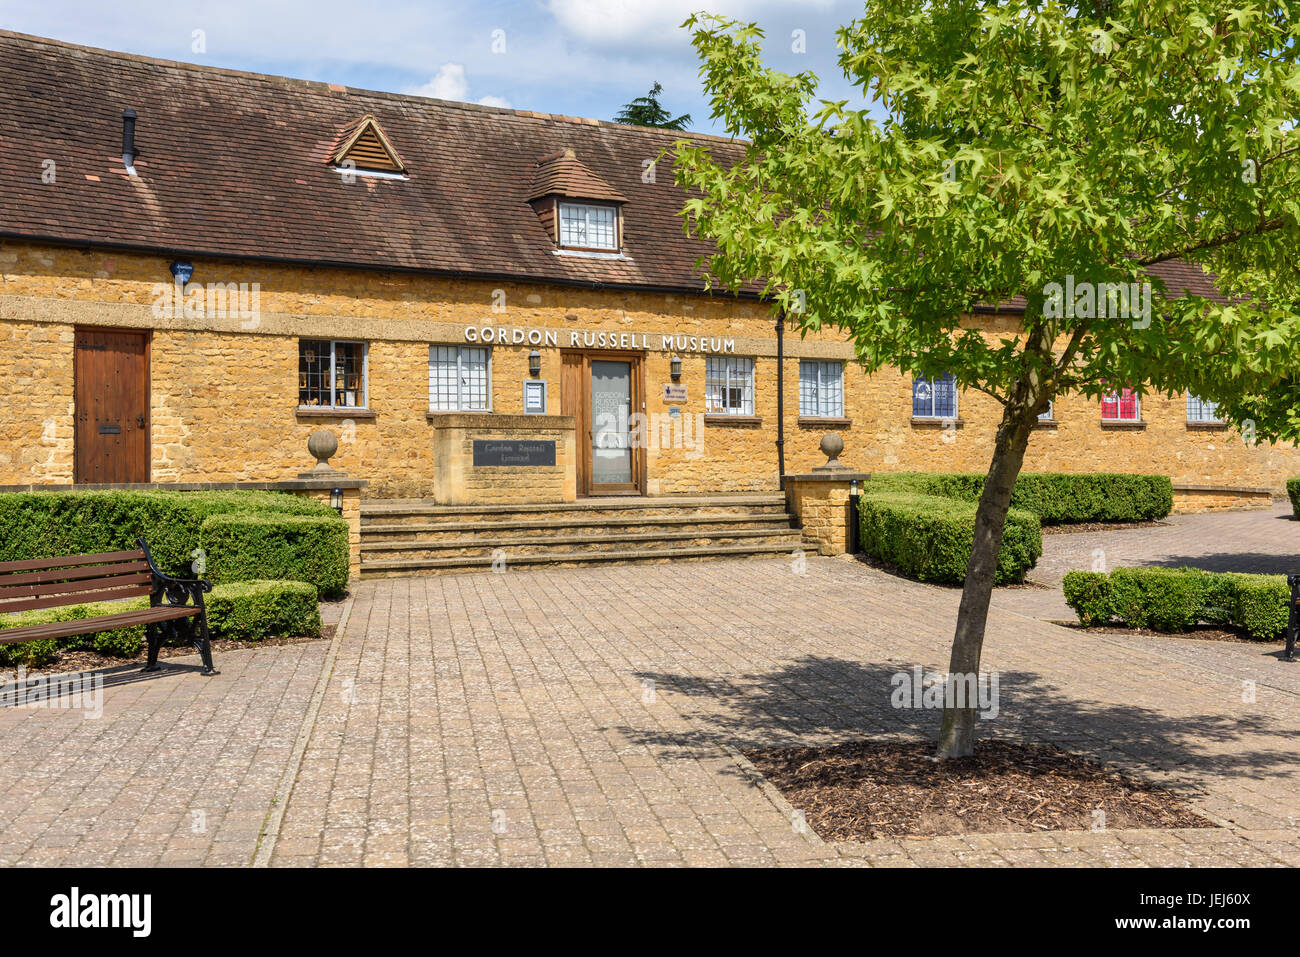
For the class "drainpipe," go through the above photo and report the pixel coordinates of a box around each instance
[775,309,786,490]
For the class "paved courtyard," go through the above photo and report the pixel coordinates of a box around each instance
[0,504,1297,867]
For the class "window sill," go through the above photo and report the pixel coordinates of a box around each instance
[704,414,762,427]
[427,410,493,419]
[296,408,376,420]
[1185,420,1228,430]
[798,416,851,428]
[1032,418,1060,429]
[1100,419,1146,430]
[911,417,964,428]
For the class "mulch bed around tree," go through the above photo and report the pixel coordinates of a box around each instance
[742,739,1215,842]
[1,625,334,681]
[1041,520,1170,535]
[1057,622,1282,645]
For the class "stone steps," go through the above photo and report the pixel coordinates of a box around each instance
[358,493,809,577]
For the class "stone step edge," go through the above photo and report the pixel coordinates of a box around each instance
[360,541,813,571]
[361,494,787,517]
[361,527,804,552]
[361,513,795,535]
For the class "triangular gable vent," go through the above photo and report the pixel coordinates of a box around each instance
[331,114,406,173]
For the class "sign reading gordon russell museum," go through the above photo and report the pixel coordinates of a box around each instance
[464,325,736,354]
[472,439,557,467]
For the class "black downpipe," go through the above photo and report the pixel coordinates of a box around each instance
[775,310,786,490]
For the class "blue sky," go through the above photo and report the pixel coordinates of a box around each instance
[0,0,874,135]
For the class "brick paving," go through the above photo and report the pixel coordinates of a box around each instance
[2,512,1298,867]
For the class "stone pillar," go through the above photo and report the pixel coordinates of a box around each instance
[293,429,365,583]
[783,433,870,556]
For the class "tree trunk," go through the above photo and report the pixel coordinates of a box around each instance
[936,401,1037,759]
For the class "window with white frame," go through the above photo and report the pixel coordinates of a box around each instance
[1186,392,1222,423]
[912,373,957,419]
[429,346,491,412]
[558,202,618,250]
[1038,401,1054,421]
[799,360,844,418]
[1101,387,1140,421]
[706,356,755,415]
[299,339,367,409]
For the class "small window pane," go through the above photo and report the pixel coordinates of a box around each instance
[1187,393,1220,422]
[1039,401,1054,421]
[298,339,332,408]
[706,356,754,415]
[559,203,618,250]
[913,373,956,418]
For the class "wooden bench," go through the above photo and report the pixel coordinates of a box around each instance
[0,538,218,675]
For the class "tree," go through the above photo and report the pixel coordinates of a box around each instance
[674,1,1300,758]
[615,81,693,130]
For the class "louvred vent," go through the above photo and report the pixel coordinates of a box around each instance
[331,114,406,173]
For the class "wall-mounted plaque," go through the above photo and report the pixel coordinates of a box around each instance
[473,439,556,467]
[662,384,687,402]
[523,379,548,414]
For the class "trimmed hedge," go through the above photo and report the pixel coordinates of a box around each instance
[870,472,1173,524]
[202,514,349,597]
[1062,567,1290,640]
[1288,478,1300,519]
[206,580,322,642]
[0,580,322,666]
[858,491,1042,585]
[0,489,348,592]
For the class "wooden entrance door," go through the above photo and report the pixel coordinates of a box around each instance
[74,328,150,484]
[561,351,645,496]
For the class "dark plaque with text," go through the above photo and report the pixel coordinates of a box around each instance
[472,439,556,467]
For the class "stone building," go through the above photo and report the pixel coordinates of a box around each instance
[0,32,1291,572]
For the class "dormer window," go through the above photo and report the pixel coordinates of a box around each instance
[330,114,407,178]
[527,149,627,254]
[559,202,618,250]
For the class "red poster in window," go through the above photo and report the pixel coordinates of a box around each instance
[1102,388,1138,420]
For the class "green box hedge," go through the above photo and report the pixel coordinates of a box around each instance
[1288,478,1300,519]
[202,514,349,597]
[858,491,1042,584]
[0,489,347,592]
[870,472,1173,525]
[1062,567,1290,640]
[0,580,322,666]
[206,580,322,642]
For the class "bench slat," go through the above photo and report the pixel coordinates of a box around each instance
[0,550,145,574]
[0,605,200,645]
[0,572,153,603]
[0,584,154,614]
[0,560,149,589]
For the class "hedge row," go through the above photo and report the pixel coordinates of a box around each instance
[1062,567,1289,640]
[0,580,322,667]
[870,472,1173,524]
[0,490,349,595]
[858,491,1042,584]
[1288,478,1300,519]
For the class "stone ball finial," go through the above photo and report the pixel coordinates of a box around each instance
[819,432,845,469]
[307,428,340,473]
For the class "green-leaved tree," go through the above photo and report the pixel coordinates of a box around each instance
[615,81,693,130]
[674,0,1300,758]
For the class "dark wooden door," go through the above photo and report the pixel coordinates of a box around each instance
[74,328,150,484]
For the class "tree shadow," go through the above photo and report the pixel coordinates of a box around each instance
[620,656,1297,798]
[1145,552,1299,574]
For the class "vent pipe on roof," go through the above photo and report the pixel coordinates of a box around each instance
[121,108,139,176]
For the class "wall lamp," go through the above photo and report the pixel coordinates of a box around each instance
[528,350,542,377]
[670,355,682,381]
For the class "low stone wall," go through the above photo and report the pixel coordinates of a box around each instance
[1172,484,1276,513]
[784,471,870,556]
[429,413,576,505]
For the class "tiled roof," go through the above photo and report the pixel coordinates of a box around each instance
[0,30,1223,303]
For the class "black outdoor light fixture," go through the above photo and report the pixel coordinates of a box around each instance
[670,355,682,381]
[330,487,344,513]
[528,350,542,377]
[169,260,194,287]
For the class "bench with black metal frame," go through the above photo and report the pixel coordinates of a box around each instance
[0,538,218,675]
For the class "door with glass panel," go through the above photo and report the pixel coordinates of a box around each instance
[561,352,644,496]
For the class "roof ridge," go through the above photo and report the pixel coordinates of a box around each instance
[0,28,744,146]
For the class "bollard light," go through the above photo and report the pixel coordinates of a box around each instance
[330,487,343,513]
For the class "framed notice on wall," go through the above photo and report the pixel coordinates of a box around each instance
[523,380,547,414]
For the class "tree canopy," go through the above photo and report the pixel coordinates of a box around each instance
[615,81,693,130]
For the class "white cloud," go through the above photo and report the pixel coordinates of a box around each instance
[476,95,513,109]
[545,0,833,46]
[405,62,510,108]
